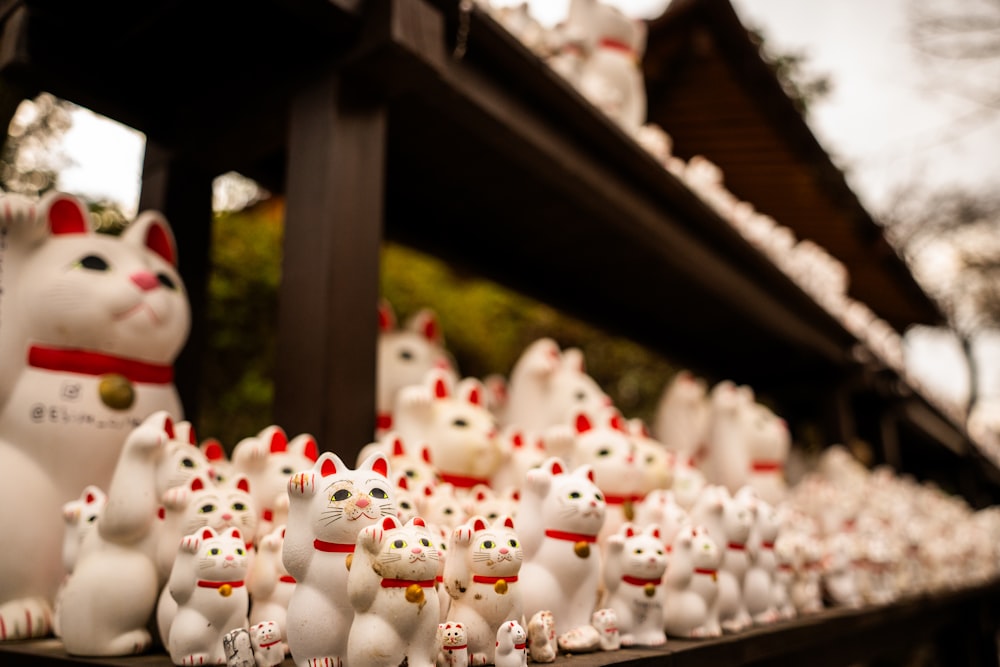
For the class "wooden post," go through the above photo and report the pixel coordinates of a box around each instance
[275,68,386,462]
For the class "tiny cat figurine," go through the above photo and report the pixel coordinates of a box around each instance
[443,515,524,665]
[600,523,668,647]
[247,525,295,648]
[231,425,319,542]
[53,485,107,638]
[517,457,606,639]
[0,191,189,639]
[282,451,394,667]
[347,516,441,667]
[250,620,285,667]
[526,610,557,663]
[744,403,791,507]
[167,526,250,666]
[58,412,183,656]
[500,338,610,432]
[662,523,722,638]
[157,473,259,647]
[376,299,457,438]
[436,621,469,667]
[742,494,783,624]
[493,620,527,667]
[591,608,621,651]
[393,368,500,490]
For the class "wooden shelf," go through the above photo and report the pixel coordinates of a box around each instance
[3,580,999,666]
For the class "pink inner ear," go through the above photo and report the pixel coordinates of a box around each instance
[191,477,205,491]
[382,516,398,530]
[145,222,176,266]
[504,516,515,529]
[202,528,213,540]
[586,469,595,483]
[204,441,224,461]
[187,427,197,445]
[237,477,250,493]
[511,432,523,448]
[49,196,88,235]
[626,527,635,537]
[372,456,389,478]
[378,303,394,331]
[85,492,95,503]
[393,438,405,457]
[303,437,318,462]
[551,460,564,475]
[421,446,432,464]
[231,528,242,541]
[434,378,449,399]
[575,413,592,434]
[270,430,288,453]
[163,417,175,440]
[422,316,439,342]
[413,517,426,527]
[467,387,481,406]
[653,528,661,540]
[610,414,625,432]
[320,457,337,477]
[397,476,409,491]
[473,518,487,532]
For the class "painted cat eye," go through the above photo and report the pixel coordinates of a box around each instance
[370,488,389,499]
[76,254,109,271]
[392,539,407,549]
[332,489,352,501]
[569,491,581,499]
[452,418,469,428]
[480,540,495,549]
[232,502,247,511]
[181,458,196,468]
[209,548,220,555]
[156,272,176,289]
[420,538,431,547]
[508,539,518,547]
[199,504,216,513]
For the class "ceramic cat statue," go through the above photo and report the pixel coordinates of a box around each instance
[247,525,295,649]
[443,515,524,665]
[249,620,285,667]
[744,403,791,507]
[231,425,319,541]
[652,370,709,465]
[526,610,557,663]
[699,381,755,493]
[633,489,689,549]
[52,485,107,638]
[600,524,668,647]
[741,492,782,625]
[501,338,611,432]
[517,457,606,640]
[626,419,674,498]
[377,299,457,438]
[347,516,441,667]
[0,191,190,639]
[662,523,722,638]
[167,526,250,666]
[282,451,395,667]
[436,621,469,667]
[58,412,184,656]
[393,368,501,490]
[493,620,528,667]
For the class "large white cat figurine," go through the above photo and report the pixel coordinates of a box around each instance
[0,191,189,639]
[347,516,442,667]
[282,451,395,667]
[166,526,250,666]
[443,515,524,665]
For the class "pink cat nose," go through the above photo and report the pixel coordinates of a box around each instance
[225,555,234,561]
[130,270,159,291]
[411,547,422,554]
[499,547,509,554]
[221,513,233,521]
[355,497,370,508]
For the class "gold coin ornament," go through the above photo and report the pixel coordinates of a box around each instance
[98,373,135,410]
[494,579,508,595]
[623,500,635,522]
[345,553,353,571]
[405,583,425,604]
[218,584,233,598]
[574,541,591,559]
[643,583,656,598]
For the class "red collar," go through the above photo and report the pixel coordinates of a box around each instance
[514,643,527,650]
[443,645,468,651]
[376,412,393,431]
[544,529,597,543]
[761,541,775,550]
[197,579,245,589]
[728,542,746,551]
[380,578,435,589]
[622,575,661,587]
[279,575,296,584]
[313,539,355,553]
[603,493,644,505]
[694,568,717,577]
[472,575,518,584]
[438,472,491,489]
[258,640,282,649]
[598,37,636,58]
[28,345,173,384]
[751,460,783,472]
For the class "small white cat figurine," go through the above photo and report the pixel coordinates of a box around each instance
[662,523,722,638]
[493,620,528,667]
[167,526,250,666]
[282,451,395,667]
[250,620,285,667]
[517,457,606,638]
[600,523,668,647]
[247,525,295,648]
[0,191,189,639]
[436,621,469,667]
[526,610,557,663]
[347,516,441,667]
[443,515,524,665]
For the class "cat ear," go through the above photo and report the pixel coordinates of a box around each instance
[457,379,484,407]
[608,411,626,433]
[382,516,401,531]
[43,192,90,236]
[396,475,409,491]
[406,308,443,345]
[378,299,396,332]
[360,452,390,478]
[190,475,207,492]
[472,517,488,532]
[294,435,319,462]
[267,427,288,454]
[563,348,586,373]
[201,527,216,540]
[540,457,566,476]
[233,476,251,495]
[318,452,346,478]
[123,210,178,266]
[574,464,596,484]
[428,370,451,400]
[411,517,426,528]
[502,515,515,530]
[229,527,242,542]
[574,412,592,434]
[420,445,433,465]
[391,437,406,458]
[625,525,636,538]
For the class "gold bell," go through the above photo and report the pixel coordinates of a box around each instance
[574,541,590,559]
[99,373,135,410]
[218,584,233,598]
[405,584,425,604]
[345,554,353,571]
[494,579,508,595]
[643,583,656,598]
[623,500,635,522]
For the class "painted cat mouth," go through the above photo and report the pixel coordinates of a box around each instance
[114,301,163,325]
